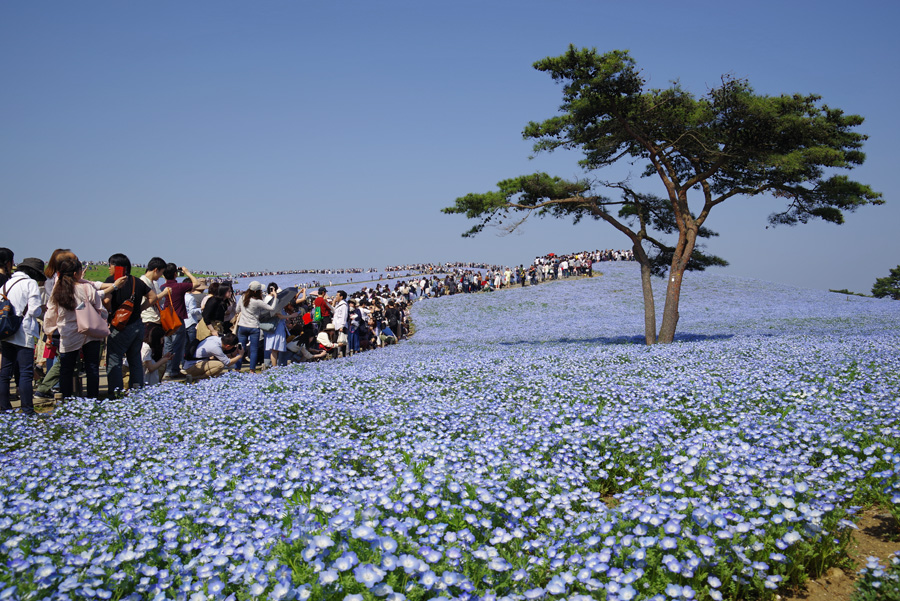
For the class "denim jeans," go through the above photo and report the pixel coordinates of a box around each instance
[59,340,102,399]
[0,341,34,414]
[106,319,144,392]
[163,325,187,377]
[236,326,260,371]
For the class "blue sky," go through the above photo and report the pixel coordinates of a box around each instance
[2,1,897,293]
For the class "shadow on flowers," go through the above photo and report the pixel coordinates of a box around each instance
[497,332,734,346]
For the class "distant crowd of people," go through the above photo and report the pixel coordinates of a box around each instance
[235,267,380,279]
[384,261,504,273]
[1,246,633,414]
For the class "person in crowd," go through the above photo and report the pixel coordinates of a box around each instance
[141,330,173,387]
[0,256,45,415]
[312,286,333,331]
[183,277,205,348]
[160,263,201,380]
[140,257,169,362]
[0,248,13,286]
[263,282,303,368]
[378,320,398,346]
[316,323,345,358]
[43,257,106,399]
[285,326,328,362]
[331,290,349,358]
[183,330,245,380]
[235,281,277,372]
[201,282,232,327]
[104,253,157,393]
[384,299,401,340]
[347,299,363,356]
[33,249,79,400]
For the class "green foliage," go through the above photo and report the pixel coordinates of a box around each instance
[871,265,900,300]
[852,555,900,601]
[830,289,870,298]
[80,265,217,282]
[444,44,882,253]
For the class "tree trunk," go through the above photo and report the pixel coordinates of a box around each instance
[657,228,698,344]
[632,242,657,345]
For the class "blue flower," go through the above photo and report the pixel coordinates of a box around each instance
[353,563,385,588]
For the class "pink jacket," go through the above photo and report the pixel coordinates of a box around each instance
[44,283,107,353]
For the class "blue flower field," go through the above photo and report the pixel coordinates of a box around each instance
[2,263,899,601]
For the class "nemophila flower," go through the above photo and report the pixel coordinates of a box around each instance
[379,536,398,553]
[333,552,359,572]
[353,563,385,588]
[1,265,898,599]
[665,583,683,598]
[783,530,802,545]
[545,576,567,595]
[319,569,339,585]
[419,570,439,588]
[420,547,442,563]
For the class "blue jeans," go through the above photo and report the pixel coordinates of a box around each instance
[106,319,144,392]
[163,325,187,377]
[236,326,260,371]
[1,342,34,414]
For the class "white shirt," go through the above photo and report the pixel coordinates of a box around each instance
[141,342,162,386]
[184,292,202,328]
[140,274,161,324]
[183,335,230,369]
[332,299,349,330]
[1,272,43,348]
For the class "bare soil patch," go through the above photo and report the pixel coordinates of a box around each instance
[784,509,899,601]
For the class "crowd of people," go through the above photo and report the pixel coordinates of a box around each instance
[234,267,380,279]
[1,247,634,414]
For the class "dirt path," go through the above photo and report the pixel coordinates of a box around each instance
[785,509,899,601]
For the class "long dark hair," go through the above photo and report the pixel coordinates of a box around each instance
[242,288,262,308]
[52,257,83,311]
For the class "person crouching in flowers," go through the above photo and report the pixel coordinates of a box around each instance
[183,330,244,380]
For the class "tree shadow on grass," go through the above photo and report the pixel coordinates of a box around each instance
[498,332,734,346]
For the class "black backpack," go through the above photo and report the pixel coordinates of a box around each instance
[184,337,202,362]
[0,279,26,340]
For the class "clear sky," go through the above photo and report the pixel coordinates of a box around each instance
[2,1,897,293]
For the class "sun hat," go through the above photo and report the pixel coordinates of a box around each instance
[17,258,47,282]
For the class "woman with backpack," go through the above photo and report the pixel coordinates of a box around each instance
[44,257,108,399]
[0,257,45,415]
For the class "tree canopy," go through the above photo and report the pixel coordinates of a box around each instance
[872,266,900,300]
[444,46,883,343]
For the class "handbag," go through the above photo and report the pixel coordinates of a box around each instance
[110,277,136,331]
[258,314,278,332]
[157,295,183,336]
[196,317,212,341]
[75,284,110,338]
